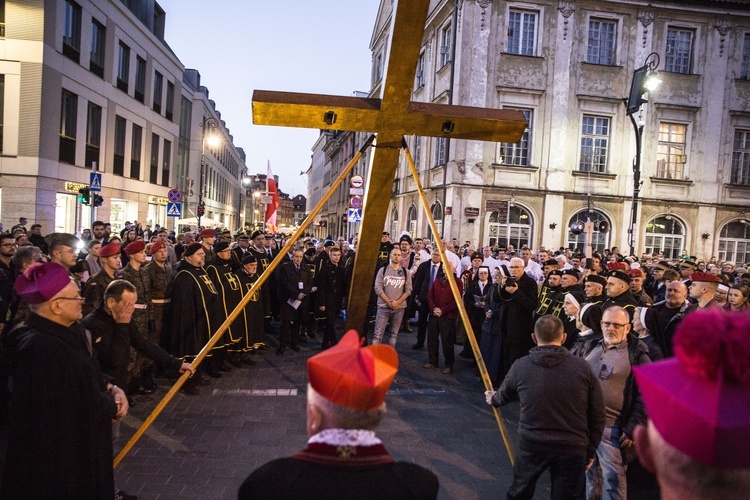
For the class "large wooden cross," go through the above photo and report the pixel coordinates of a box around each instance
[252,0,526,333]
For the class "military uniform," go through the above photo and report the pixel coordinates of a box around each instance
[82,268,115,317]
[145,260,174,349]
[116,263,151,379]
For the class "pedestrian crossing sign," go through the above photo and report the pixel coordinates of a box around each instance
[347,208,362,223]
[89,172,102,192]
[167,202,181,217]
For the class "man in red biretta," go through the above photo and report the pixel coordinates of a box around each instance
[238,330,438,499]
[633,309,750,500]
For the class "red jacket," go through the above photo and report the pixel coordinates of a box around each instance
[428,277,464,319]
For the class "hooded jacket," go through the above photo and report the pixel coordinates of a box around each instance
[491,345,605,459]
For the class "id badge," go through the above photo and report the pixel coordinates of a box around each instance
[298,281,304,290]
[599,364,613,380]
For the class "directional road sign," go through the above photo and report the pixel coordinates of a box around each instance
[167,188,182,203]
[167,202,182,217]
[90,172,102,192]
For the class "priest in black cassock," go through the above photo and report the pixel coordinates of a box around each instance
[169,242,224,393]
[238,330,439,499]
[236,254,269,358]
[206,241,245,366]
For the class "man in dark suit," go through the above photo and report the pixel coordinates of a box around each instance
[316,246,347,349]
[277,248,312,354]
[238,330,439,499]
[496,257,539,381]
[410,249,442,350]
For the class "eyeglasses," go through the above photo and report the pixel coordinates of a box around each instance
[54,296,85,303]
[0,243,18,248]
[600,321,629,330]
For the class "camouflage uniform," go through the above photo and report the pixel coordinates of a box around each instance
[82,268,116,317]
[145,260,174,349]
[116,263,151,379]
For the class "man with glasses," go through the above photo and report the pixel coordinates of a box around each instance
[1,262,128,498]
[45,233,79,272]
[585,306,650,500]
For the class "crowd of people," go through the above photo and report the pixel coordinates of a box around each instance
[0,215,748,499]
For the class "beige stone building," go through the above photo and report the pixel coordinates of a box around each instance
[360,0,750,262]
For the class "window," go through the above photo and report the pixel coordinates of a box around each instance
[665,28,694,74]
[497,109,532,166]
[89,19,105,77]
[153,71,163,113]
[414,135,421,168]
[718,221,750,264]
[85,103,101,168]
[487,205,532,249]
[415,52,425,88]
[117,41,130,93]
[732,130,750,185]
[435,137,447,166]
[374,51,383,83]
[656,123,687,179]
[645,216,685,259]
[59,90,77,165]
[440,24,452,67]
[507,10,536,56]
[579,115,610,173]
[166,81,174,121]
[150,133,159,184]
[567,210,611,254]
[407,204,417,236]
[427,202,443,241]
[113,116,126,176]
[587,19,616,65]
[162,139,171,187]
[134,56,146,103]
[0,2,5,37]
[130,124,142,179]
[0,75,4,153]
[62,0,82,62]
[742,34,750,80]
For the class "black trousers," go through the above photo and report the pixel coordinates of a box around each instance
[427,316,455,368]
[279,315,304,348]
[320,309,339,348]
[414,300,429,346]
[507,446,586,500]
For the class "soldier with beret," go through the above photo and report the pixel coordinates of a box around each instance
[1,262,128,498]
[238,330,439,499]
[82,241,122,317]
[686,272,723,312]
[627,268,652,307]
[601,263,639,320]
[115,240,153,395]
[199,228,217,264]
[145,240,174,357]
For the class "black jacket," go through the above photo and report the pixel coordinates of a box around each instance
[82,307,181,388]
[492,345,605,460]
[316,261,347,311]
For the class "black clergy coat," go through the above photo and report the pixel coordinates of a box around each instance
[206,256,246,348]
[1,314,118,499]
[169,261,223,358]
[277,261,312,321]
[237,269,269,349]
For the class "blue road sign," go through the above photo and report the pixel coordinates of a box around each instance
[90,172,102,192]
[167,202,182,217]
[167,188,182,203]
[348,208,362,223]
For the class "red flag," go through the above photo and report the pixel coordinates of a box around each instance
[265,161,279,233]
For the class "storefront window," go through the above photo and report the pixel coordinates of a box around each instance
[110,200,128,235]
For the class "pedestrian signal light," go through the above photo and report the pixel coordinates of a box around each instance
[197,204,205,217]
[94,195,104,207]
[78,187,91,205]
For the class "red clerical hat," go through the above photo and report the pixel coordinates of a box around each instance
[15,262,72,305]
[307,330,398,411]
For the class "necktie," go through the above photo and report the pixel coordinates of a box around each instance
[430,265,437,286]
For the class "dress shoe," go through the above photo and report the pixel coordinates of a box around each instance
[195,375,211,386]
[141,376,157,391]
[137,385,155,395]
[180,384,200,396]
[423,363,435,369]
[241,353,257,365]
[403,324,413,333]
[290,345,301,352]
[442,367,453,375]
[276,347,286,355]
[412,343,424,350]
[204,365,223,378]
[229,354,243,368]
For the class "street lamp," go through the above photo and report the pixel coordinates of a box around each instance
[626,52,661,256]
[198,116,221,228]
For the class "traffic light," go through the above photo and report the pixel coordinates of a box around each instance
[93,194,103,207]
[78,187,91,205]
[197,202,205,217]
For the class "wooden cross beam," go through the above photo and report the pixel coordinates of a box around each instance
[252,0,527,334]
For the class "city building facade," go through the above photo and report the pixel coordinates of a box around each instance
[348,0,750,261]
[0,0,247,235]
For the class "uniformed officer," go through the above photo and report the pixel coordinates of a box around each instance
[82,241,121,316]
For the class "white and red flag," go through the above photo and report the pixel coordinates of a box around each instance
[265,160,279,233]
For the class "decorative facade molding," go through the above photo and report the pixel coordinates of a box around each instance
[638,7,654,48]
[558,1,574,41]
[716,16,731,57]
[478,0,491,30]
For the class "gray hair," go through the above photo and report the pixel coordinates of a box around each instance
[307,384,385,431]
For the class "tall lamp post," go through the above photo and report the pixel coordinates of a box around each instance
[626,52,661,256]
[198,116,221,228]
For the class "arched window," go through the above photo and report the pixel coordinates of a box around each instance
[427,202,443,241]
[718,220,750,263]
[645,216,685,259]
[566,210,612,254]
[407,204,418,236]
[390,206,399,237]
[487,205,532,249]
